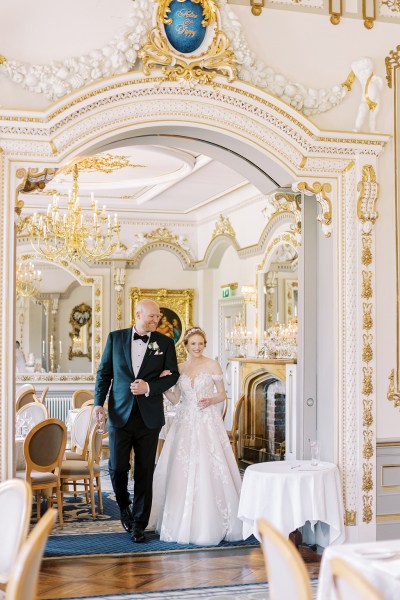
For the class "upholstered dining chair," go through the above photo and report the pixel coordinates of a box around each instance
[38,385,49,404]
[227,394,244,463]
[0,479,31,592]
[60,423,103,518]
[4,508,57,600]
[330,558,384,600]
[15,388,38,412]
[16,383,35,398]
[17,401,48,429]
[65,405,94,461]
[17,418,67,529]
[258,518,312,600]
[71,389,94,409]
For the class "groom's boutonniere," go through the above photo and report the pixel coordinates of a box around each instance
[148,341,163,355]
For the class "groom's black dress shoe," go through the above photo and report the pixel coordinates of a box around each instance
[120,505,133,533]
[131,527,145,543]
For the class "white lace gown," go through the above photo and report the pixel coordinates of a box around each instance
[149,372,243,545]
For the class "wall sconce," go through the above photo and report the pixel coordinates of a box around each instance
[250,0,265,16]
[241,285,257,306]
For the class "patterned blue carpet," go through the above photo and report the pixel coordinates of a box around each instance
[44,491,259,558]
[50,580,320,599]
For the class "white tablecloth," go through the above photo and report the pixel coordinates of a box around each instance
[317,539,400,599]
[238,460,345,546]
[15,436,25,471]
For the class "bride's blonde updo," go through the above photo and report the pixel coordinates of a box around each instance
[183,326,207,347]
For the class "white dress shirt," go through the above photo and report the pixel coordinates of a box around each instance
[131,328,150,376]
[131,328,150,395]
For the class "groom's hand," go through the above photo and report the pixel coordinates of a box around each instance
[130,379,149,395]
[93,405,106,424]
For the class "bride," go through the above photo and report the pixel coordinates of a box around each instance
[148,326,243,545]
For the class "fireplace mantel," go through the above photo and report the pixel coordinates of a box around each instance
[227,357,298,462]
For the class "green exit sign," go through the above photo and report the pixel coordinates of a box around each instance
[221,283,237,298]
[222,287,230,298]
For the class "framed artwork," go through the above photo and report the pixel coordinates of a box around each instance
[69,303,92,360]
[284,279,298,324]
[130,288,194,361]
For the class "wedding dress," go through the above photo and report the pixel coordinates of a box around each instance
[149,372,243,545]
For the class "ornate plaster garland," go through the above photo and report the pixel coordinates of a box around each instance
[0,0,349,116]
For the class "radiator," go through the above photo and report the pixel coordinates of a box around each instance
[45,396,72,423]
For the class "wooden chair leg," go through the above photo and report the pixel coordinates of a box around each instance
[96,476,103,513]
[56,485,64,529]
[89,478,96,519]
[85,479,89,503]
[37,492,41,520]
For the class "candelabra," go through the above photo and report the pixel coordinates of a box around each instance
[225,313,252,357]
[258,318,298,359]
[29,163,120,262]
[16,262,42,299]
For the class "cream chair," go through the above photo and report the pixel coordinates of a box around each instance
[38,385,49,404]
[330,558,384,600]
[71,389,94,409]
[258,518,312,600]
[60,423,103,518]
[5,508,57,600]
[0,479,31,591]
[15,389,38,412]
[16,384,35,397]
[17,402,48,430]
[65,405,94,461]
[17,419,67,529]
[227,394,244,463]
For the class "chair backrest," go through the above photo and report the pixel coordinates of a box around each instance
[5,508,57,600]
[24,419,67,477]
[330,558,384,600]
[0,479,31,585]
[88,423,103,468]
[231,394,244,461]
[16,389,38,411]
[17,402,48,428]
[72,389,94,409]
[258,518,312,600]
[16,384,35,397]
[38,386,49,404]
[70,405,94,454]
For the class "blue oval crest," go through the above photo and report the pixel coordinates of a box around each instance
[164,0,206,54]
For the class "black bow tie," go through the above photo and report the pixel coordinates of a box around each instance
[133,332,149,343]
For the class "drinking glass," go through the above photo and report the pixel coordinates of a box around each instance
[310,440,320,466]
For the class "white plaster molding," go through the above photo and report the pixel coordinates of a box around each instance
[0,0,367,118]
[0,77,389,165]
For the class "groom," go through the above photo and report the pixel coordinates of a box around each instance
[94,298,179,542]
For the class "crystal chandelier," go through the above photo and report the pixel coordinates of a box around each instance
[29,164,120,262]
[225,312,252,358]
[258,318,298,360]
[16,262,42,299]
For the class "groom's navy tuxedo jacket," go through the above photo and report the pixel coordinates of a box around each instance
[94,327,179,429]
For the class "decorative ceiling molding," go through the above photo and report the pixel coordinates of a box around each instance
[0,0,365,117]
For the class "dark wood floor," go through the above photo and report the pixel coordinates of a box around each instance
[38,545,321,599]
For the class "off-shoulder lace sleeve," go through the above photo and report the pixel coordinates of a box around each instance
[212,374,224,381]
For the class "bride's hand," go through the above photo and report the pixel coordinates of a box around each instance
[198,397,213,409]
[160,369,172,378]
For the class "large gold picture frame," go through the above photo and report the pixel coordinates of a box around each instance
[130,288,194,362]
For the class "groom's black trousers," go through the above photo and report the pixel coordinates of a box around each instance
[108,402,161,529]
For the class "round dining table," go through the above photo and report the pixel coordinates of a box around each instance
[238,460,345,547]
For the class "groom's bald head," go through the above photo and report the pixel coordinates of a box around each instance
[135,299,161,334]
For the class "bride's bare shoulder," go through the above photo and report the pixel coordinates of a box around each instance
[178,362,189,375]
[206,357,223,374]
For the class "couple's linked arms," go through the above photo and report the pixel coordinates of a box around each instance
[159,370,227,409]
